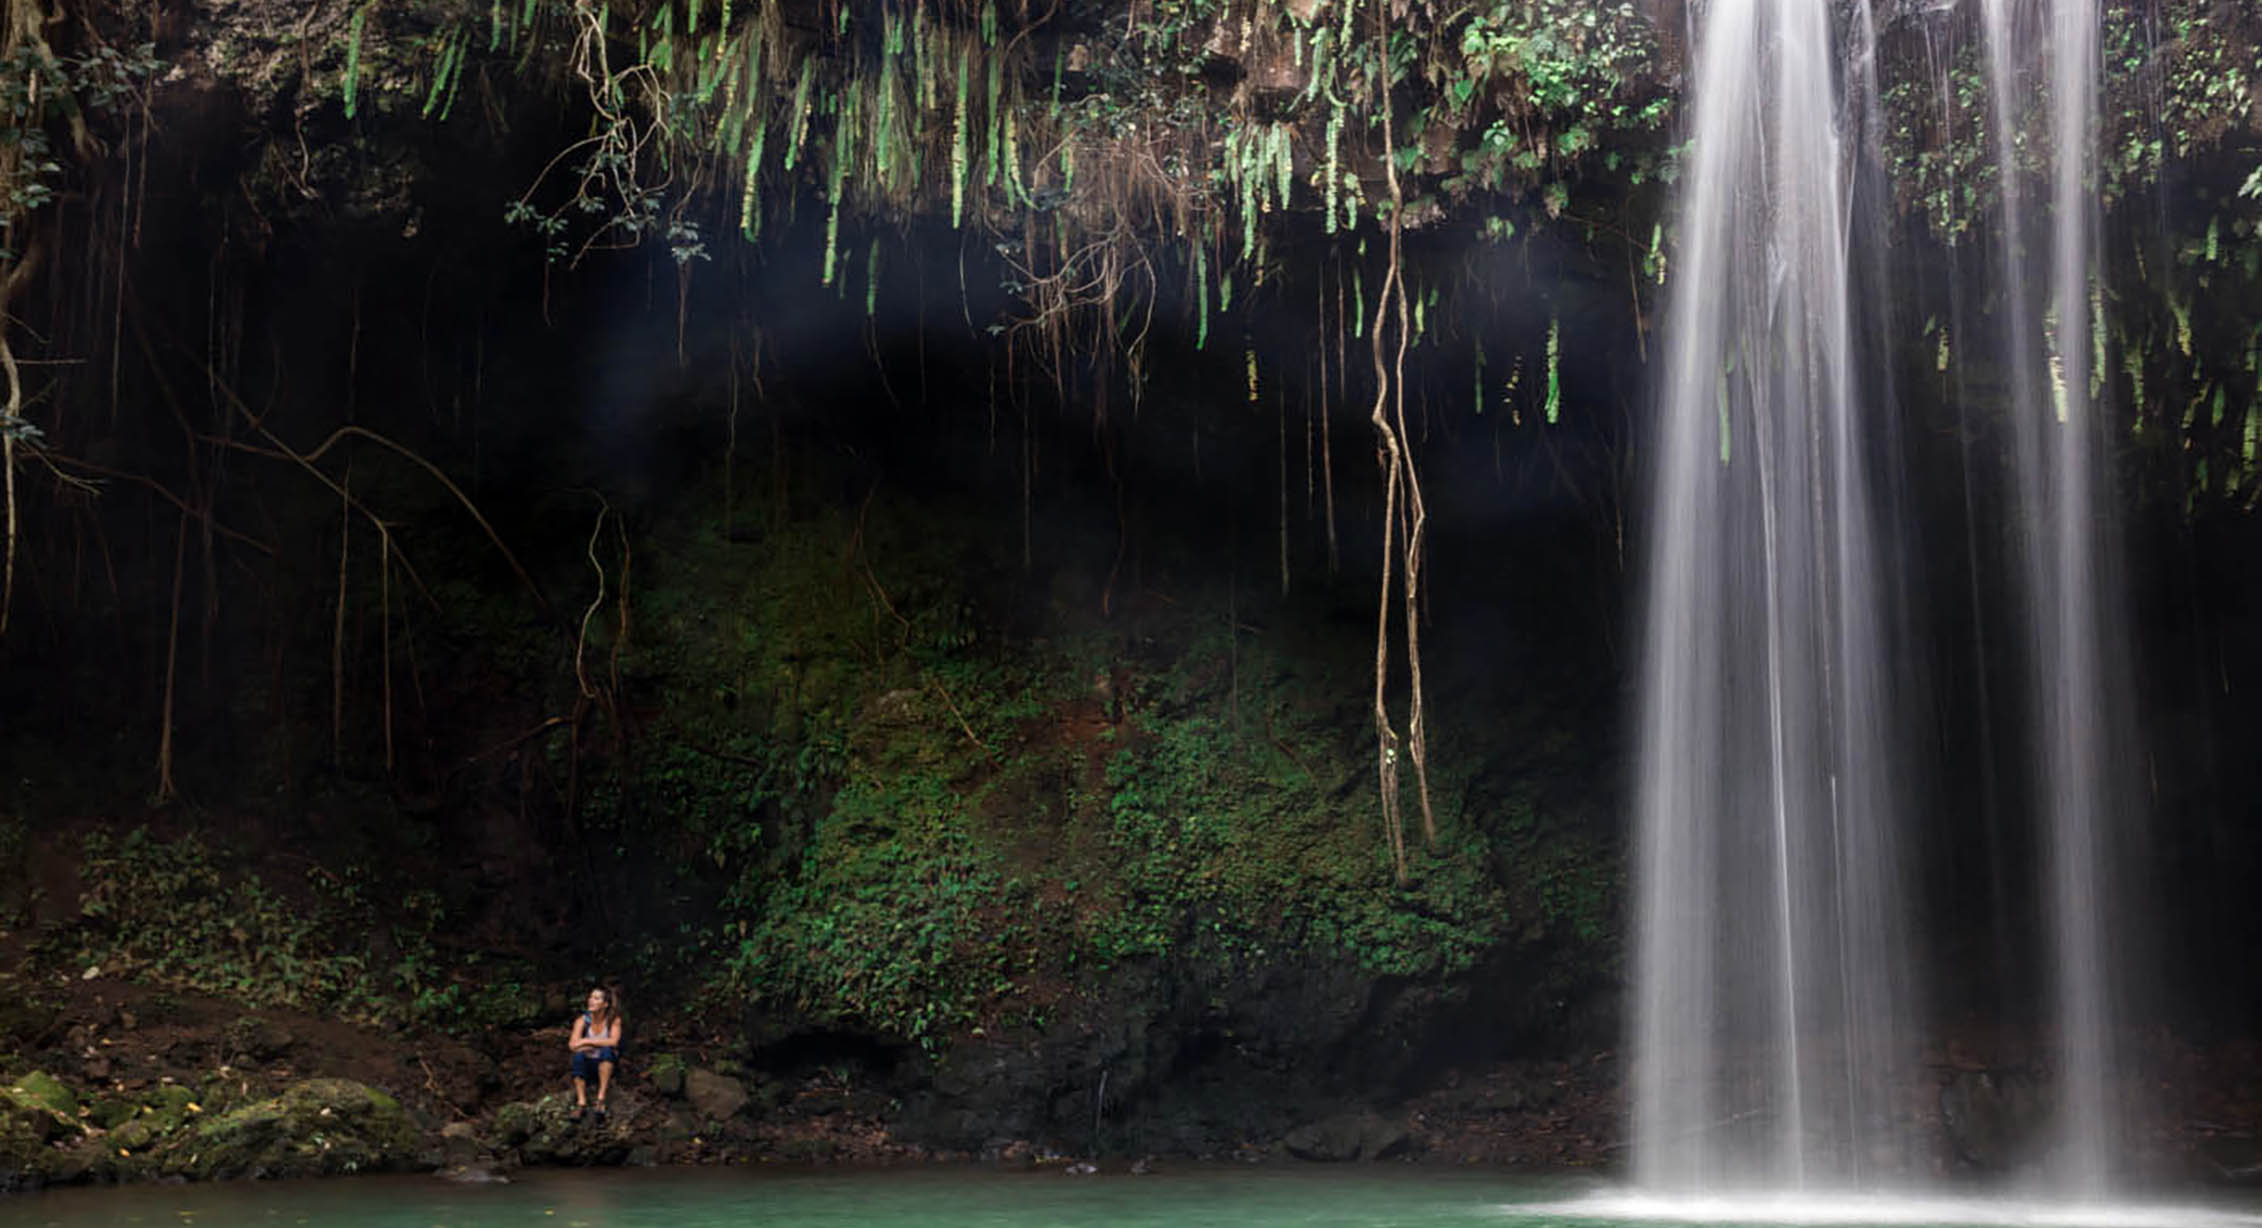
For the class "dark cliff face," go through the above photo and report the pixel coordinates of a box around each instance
[2,2,2262,1168]
[0,0,1643,1126]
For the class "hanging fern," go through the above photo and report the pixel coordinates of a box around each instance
[951,48,970,227]
[740,121,765,239]
[984,54,1003,189]
[344,3,372,121]
[421,25,467,121]
[1195,241,1209,351]
[785,55,814,170]
[866,239,881,318]
[1545,314,1562,425]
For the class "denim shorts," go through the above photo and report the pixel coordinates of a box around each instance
[571,1048,618,1080]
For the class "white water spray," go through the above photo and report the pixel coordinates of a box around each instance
[1630,0,1911,1191]
[1630,0,2138,1198]
[1979,0,2129,1189]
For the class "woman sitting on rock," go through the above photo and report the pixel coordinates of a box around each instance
[568,986,624,1121]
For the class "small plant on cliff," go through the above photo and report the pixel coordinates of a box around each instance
[67,828,535,1029]
[728,768,1024,1050]
[73,830,361,1009]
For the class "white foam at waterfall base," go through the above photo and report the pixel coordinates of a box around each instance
[1503,1191,2262,1228]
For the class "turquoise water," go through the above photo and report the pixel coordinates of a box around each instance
[11,1169,2262,1228]
[0,1166,1591,1228]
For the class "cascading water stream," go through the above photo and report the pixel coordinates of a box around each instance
[1630,0,1911,1192]
[1978,0,2129,1189]
[1630,0,2137,1197]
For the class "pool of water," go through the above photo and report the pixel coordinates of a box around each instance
[7,1168,2262,1228]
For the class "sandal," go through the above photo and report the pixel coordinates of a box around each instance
[568,1106,585,1122]
[592,1104,608,1122]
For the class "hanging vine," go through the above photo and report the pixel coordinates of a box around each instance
[0,0,152,636]
[1365,0,1436,883]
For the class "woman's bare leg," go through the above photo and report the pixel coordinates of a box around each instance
[596,1060,614,1106]
[573,1074,588,1108]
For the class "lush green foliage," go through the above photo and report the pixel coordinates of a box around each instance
[733,769,1022,1045]
[1871,0,2262,515]
[450,0,1687,361]
[614,488,1614,1048]
[62,829,539,1030]
[0,37,158,247]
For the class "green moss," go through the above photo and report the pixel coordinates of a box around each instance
[85,1096,136,1131]
[99,1084,199,1151]
[1,1070,86,1144]
[490,1099,540,1144]
[647,1052,688,1095]
[7,1070,78,1120]
[72,829,364,1010]
[61,827,533,1034]
[0,1114,55,1183]
[160,1078,419,1181]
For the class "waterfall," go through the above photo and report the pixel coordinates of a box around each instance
[1630,0,2137,1194]
[1630,0,1913,1191]
[1979,0,2130,1190]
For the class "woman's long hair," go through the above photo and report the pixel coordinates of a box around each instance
[590,985,623,1032]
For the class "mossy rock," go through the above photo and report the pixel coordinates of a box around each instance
[222,1016,296,1062]
[485,1095,632,1167]
[0,1072,85,1188]
[54,1131,158,1186]
[490,1102,525,1140]
[109,1085,203,1151]
[490,1099,574,1148]
[110,1115,161,1151]
[646,1053,687,1097]
[85,1096,137,1130]
[156,1077,423,1181]
[0,1114,54,1191]
[137,1084,200,1135]
[9,1070,78,1118]
[191,1073,252,1116]
[0,1071,83,1141]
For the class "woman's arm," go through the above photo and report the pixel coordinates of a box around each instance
[569,1016,591,1051]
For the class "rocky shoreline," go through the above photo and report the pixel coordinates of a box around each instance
[11,970,2262,1195]
[0,971,1624,1193]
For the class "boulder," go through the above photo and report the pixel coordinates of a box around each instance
[0,1113,55,1190]
[1360,1115,1413,1160]
[1,1071,85,1145]
[1282,1112,1412,1162]
[157,1077,423,1181]
[438,1120,481,1166]
[487,1095,635,1166]
[647,1053,686,1097]
[1938,1068,2045,1172]
[84,1096,133,1130]
[2198,1135,2262,1185]
[684,1068,748,1122]
[223,1016,297,1063]
[106,1086,202,1154]
[0,1071,92,1185]
[439,1163,512,1183]
[50,1128,175,1186]
[1283,1114,1364,1161]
